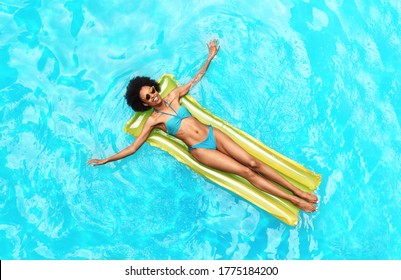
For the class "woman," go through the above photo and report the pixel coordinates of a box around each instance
[87,39,318,212]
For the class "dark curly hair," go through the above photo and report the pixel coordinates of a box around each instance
[125,76,160,112]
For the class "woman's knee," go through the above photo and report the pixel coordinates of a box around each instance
[247,158,261,171]
[239,167,257,179]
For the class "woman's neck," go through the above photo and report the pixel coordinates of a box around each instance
[153,99,168,111]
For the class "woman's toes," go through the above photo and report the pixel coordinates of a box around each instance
[292,197,317,212]
[298,192,319,204]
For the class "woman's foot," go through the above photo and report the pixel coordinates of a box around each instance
[295,191,319,204]
[291,197,318,212]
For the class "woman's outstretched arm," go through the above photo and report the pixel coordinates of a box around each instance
[87,118,156,166]
[176,39,220,97]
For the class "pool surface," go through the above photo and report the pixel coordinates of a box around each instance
[1,0,400,259]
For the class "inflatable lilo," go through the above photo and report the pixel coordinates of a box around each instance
[124,74,321,226]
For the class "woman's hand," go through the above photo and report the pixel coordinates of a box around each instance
[87,158,108,166]
[207,39,220,60]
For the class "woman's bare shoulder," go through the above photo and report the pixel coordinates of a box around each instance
[146,112,165,131]
[147,111,161,123]
[165,89,181,104]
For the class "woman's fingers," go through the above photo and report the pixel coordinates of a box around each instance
[87,159,103,166]
[207,39,220,57]
[207,39,219,47]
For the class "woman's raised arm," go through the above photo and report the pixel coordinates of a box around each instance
[176,39,220,97]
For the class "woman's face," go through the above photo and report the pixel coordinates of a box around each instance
[140,86,162,107]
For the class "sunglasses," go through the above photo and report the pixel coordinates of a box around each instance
[144,86,157,101]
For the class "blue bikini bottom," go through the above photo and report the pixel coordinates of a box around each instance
[189,125,217,150]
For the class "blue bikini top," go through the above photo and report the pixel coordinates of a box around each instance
[154,100,192,135]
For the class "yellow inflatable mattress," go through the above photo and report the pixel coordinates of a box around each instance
[124,74,321,226]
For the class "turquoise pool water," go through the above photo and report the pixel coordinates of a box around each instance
[1,0,400,260]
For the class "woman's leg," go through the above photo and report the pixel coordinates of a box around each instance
[213,128,318,204]
[190,148,317,212]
